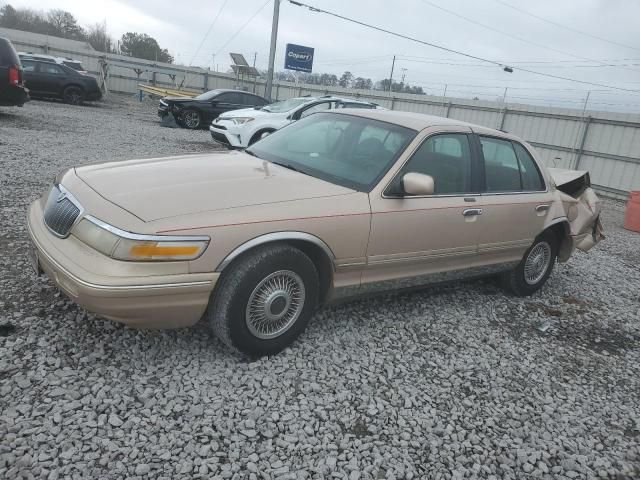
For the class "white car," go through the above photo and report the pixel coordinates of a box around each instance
[209,95,380,148]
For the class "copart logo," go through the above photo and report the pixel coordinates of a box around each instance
[287,51,312,62]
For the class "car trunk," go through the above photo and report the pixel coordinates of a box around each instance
[548,168,604,254]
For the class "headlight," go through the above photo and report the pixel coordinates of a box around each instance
[230,117,255,125]
[73,216,209,262]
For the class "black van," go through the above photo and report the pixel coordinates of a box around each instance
[0,36,29,107]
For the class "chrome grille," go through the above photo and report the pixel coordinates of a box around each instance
[43,185,81,238]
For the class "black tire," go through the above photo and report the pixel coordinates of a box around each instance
[181,109,201,129]
[248,129,274,146]
[62,85,84,105]
[206,244,319,356]
[502,230,558,296]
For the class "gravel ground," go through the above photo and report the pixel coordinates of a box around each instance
[1,96,639,480]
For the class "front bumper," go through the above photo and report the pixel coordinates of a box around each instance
[209,124,244,148]
[27,201,218,329]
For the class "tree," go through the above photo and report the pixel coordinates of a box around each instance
[85,22,113,53]
[120,32,173,63]
[47,9,84,39]
[319,73,338,86]
[353,77,372,90]
[0,5,50,34]
[338,71,354,88]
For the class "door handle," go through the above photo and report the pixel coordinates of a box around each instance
[462,208,483,217]
[535,204,550,212]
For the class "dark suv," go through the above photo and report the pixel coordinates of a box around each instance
[20,58,101,105]
[0,37,29,107]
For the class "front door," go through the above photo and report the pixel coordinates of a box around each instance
[474,134,555,265]
[364,127,485,293]
[34,62,68,96]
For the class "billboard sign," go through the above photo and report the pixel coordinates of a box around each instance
[284,43,314,73]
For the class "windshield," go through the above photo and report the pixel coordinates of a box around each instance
[247,112,416,192]
[194,89,224,101]
[262,97,311,113]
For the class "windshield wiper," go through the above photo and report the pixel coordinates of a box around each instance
[244,149,260,158]
[269,160,305,174]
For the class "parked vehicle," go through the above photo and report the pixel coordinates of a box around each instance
[18,52,88,74]
[157,89,269,129]
[20,57,101,105]
[28,110,603,356]
[0,37,28,107]
[209,95,379,148]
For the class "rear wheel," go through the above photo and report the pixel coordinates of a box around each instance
[63,86,84,105]
[206,244,319,356]
[502,230,558,296]
[181,109,201,129]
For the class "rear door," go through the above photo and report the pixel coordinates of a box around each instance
[215,92,245,115]
[474,133,554,265]
[34,62,68,95]
[241,93,267,108]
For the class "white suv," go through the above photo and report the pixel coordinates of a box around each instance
[209,95,380,148]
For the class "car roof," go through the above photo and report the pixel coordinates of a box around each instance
[331,108,511,136]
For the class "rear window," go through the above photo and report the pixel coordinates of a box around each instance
[63,61,84,71]
[0,38,20,66]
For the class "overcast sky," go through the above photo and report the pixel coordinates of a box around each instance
[4,0,640,111]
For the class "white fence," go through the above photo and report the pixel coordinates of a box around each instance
[3,27,639,198]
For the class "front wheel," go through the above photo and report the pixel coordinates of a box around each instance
[502,230,558,296]
[248,129,274,146]
[63,86,84,105]
[181,109,201,129]
[206,244,319,356]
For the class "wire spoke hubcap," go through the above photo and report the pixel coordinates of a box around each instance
[245,270,305,340]
[524,241,552,285]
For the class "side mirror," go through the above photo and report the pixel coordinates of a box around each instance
[401,172,434,196]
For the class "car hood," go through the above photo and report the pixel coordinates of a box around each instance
[161,96,194,103]
[217,107,276,119]
[74,151,355,222]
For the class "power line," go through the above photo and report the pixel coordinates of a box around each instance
[419,0,640,75]
[189,0,230,65]
[492,0,640,53]
[215,0,272,57]
[287,0,640,94]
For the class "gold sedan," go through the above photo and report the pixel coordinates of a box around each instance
[28,109,603,355]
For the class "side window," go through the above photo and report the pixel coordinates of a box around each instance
[216,93,242,104]
[244,95,267,106]
[21,60,37,72]
[400,133,473,195]
[480,137,521,192]
[299,102,331,118]
[341,102,375,109]
[513,142,545,191]
[41,63,65,75]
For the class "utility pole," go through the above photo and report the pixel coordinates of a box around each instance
[253,52,257,68]
[502,87,508,103]
[388,55,396,93]
[582,91,591,115]
[265,0,281,101]
[400,67,407,84]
